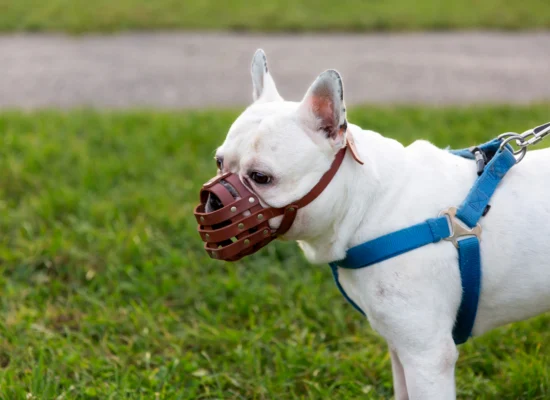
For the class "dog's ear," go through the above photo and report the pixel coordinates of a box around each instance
[251,49,283,103]
[298,69,347,148]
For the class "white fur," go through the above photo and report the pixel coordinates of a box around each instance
[214,50,550,399]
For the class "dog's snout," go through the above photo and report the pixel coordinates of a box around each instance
[206,193,224,213]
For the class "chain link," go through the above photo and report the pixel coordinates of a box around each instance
[498,122,550,163]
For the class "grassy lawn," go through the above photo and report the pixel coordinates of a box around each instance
[1,0,550,33]
[0,105,549,399]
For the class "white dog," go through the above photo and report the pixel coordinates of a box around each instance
[210,49,550,399]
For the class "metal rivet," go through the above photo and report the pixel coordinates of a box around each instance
[205,233,210,239]
[238,223,244,229]
[257,214,264,220]
[200,216,205,222]
[263,229,269,236]
[244,239,250,246]
[231,206,237,212]
[249,197,255,203]
[288,207,295,212]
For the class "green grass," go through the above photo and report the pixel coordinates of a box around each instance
[1,0,550,33]
[0,105,549,399]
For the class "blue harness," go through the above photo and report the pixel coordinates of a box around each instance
[329,138,517,344]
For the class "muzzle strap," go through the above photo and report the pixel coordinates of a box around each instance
[274,145,349,235]
[275,205,299,236]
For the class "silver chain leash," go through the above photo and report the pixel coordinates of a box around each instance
[499,122,550,163]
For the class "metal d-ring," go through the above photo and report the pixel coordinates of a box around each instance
[498,133,527,163]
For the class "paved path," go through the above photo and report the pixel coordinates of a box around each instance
[1,32,549,109]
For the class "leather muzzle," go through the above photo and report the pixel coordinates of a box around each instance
[194,136,363,261]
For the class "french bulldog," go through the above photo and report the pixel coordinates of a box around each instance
[206,49,550,399]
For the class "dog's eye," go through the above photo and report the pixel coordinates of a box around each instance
[215,157,223,170]
[249,171,271,185]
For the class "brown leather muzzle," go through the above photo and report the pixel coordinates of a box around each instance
[194,136,363,262]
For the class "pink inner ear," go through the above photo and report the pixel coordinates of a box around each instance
[310,95,334,128]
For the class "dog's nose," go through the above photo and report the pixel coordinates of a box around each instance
[206,193,224,213]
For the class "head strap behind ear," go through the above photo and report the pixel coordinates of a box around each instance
[346,133,364,165]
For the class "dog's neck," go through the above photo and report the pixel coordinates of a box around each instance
[295,124,410,263]
[295,123,475,264]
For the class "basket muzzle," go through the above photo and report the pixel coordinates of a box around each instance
[194,137,363,262]
[194,172,283,261]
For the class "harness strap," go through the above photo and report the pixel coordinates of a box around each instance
[336,217,450,269]
[330,143,517,345]
[329,264,365,316]
[454,237,481,343]
[456,148,517,228]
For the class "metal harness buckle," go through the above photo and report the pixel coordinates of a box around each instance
[439,206,482,248]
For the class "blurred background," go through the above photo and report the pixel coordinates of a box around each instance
[0,1,549,399]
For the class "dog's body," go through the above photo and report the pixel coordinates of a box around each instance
[213,50,550,399]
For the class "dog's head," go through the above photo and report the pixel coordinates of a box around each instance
[197,49,360,261]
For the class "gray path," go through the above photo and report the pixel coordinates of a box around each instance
[0,32,549,109]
